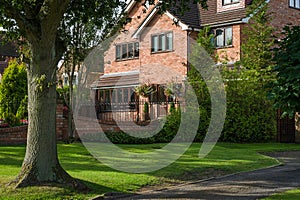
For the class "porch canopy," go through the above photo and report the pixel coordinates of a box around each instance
[91,70,140,90]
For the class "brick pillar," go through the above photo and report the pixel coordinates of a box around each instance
[56,99,68,141]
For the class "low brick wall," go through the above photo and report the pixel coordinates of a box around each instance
[0,101,68,145]
[0,125,28,145]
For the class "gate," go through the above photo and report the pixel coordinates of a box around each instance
[277,110,295,143]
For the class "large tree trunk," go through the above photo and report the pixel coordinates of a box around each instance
[10,39,84,189]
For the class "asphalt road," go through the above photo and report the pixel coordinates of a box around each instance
[107,151,300,200]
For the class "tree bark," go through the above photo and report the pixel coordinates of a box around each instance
[10,37,84,190]
[2,0,86,190]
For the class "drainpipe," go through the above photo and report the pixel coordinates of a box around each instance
[187,29,193,74]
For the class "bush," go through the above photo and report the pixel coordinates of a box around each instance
[221,69,276,142]
[0,60,27,125]
[188,65,276,143]
[16,95,28,120]
[3,113,20,127]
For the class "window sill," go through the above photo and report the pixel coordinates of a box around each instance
[215,45,233,49]
[115,57,139,62]
[289,6,300,10]
[151,50,174,54]
[222,2,240,6]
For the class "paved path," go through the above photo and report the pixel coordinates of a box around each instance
[109,151,300,200]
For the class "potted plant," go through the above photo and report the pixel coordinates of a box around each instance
[134,84,155,98]
[135,84,155,122]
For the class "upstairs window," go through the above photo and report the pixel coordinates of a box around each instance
[116,42,139,61]
[223,0,240,5]
[215,27,233,48]
[151,32,173,53]
[289,0,300,9]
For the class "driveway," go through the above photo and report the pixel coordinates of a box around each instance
[108,151,300,200]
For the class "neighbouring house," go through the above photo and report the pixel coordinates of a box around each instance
[0,34,19,82]
[57,61,81,88]
[199,0,299,64]
[90,0,299,124]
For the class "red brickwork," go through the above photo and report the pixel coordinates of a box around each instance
[0,125,27,145]
[216,24,241,63]
[56,101,68,141]
[104,2,191,85]
[268,0,300,36]
[0,102,68,145]
[216,0,300,63]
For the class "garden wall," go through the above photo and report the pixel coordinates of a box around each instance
[0,125,27,145]
[0,101,68,145]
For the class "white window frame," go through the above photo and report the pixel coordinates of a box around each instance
[215,27,233,48]
[223,0,240,6]
[151,32,173,53]
[116,42,139,61]
[289,0,300,9]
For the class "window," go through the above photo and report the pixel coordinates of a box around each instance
[62,73,78,86]
[215,27,233,48]
[223,0,239,5]
[116,42,139,61]
[64,76,68,86]
[151,32,173,53]
[289,0,300,9]
[97,88,138,112]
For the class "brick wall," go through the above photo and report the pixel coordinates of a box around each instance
[0,125,27,145]
[103,3,190,85]
[56,101,68,141]
[216,24,241,63]
[268,0,300,36]
[0,101,68,145]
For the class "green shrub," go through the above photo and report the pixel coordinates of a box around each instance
[0,60,27,123]
[3,112,19,127]
[221,69,276,142]
[158,107,181,142]
[188,65,276,143]
[16,95,28,120]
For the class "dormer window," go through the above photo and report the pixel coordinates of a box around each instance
[116,42,139,61]
[289,0,300,9]
[223,0,240,6]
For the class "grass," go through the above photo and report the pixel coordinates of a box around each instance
[263,188,300,200]
[1,142,300,199]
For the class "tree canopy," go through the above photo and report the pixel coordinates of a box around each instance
[268,26,300,118]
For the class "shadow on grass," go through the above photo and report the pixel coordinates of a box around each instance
[0,178,120,200]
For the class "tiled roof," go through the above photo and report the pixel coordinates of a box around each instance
[168,2,201,29]
[91,71,140,89]
[199,0,248,26]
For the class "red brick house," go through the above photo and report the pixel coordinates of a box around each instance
[91,0,299,123]
[199,0,299,64]
[91,0,201,122]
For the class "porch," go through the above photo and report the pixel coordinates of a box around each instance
[95,100,179,123]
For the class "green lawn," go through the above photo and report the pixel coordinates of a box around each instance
[1,142,300,199]
[263,189,300,200]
